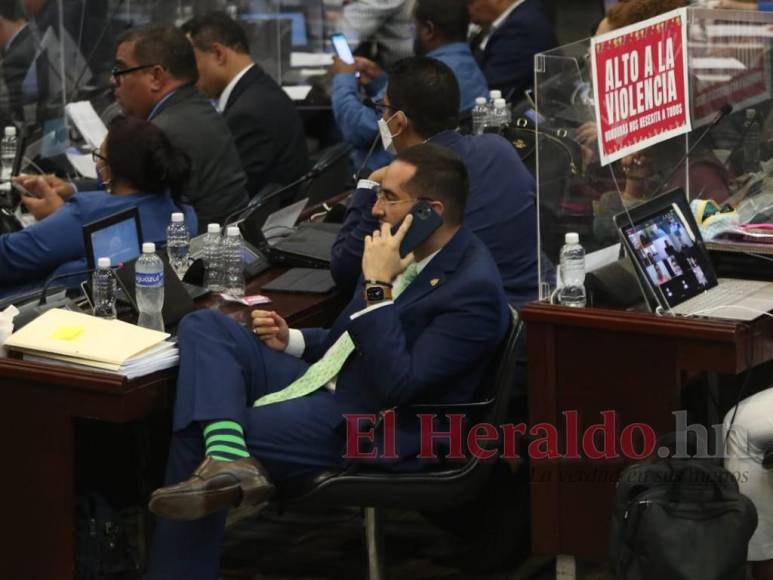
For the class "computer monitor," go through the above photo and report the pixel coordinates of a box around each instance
[82,207,143,269]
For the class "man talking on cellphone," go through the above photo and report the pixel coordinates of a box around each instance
[145,143,510,580]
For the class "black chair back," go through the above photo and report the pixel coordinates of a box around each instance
[282,307,523,511]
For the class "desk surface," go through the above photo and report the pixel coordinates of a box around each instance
[521,301,773,561]
[0,265,347,579]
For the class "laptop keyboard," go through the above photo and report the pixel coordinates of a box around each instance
[672,279,769,315]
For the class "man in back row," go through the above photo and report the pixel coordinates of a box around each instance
[181,12,310,199]
[20,25,249,230]
[331,0,488,172]
[332,57,540,309]
[111,25,248,227]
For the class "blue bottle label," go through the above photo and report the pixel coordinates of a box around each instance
[135,271,163,287]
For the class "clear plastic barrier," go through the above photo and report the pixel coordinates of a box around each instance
[535,7,773,301]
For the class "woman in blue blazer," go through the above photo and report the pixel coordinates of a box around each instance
[0,115,197,297]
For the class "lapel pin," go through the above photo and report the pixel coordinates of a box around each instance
[430,278,440,287]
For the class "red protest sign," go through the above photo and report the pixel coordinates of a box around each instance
[591,8,691,166]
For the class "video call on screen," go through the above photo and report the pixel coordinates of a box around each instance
[624,208,712,306]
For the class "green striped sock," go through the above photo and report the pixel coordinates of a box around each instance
[203,420,250,462]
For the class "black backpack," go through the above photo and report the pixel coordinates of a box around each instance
[610,457,757,580]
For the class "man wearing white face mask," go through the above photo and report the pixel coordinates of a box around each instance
[329,0,488,174]
[331,56,543,311]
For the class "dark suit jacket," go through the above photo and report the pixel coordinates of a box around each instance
[477,0,556,101]
[1,25,35,125]
[149,84,249,227]
[223,65,310,198]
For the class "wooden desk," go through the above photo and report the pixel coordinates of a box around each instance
[0,269,347,580]
[521,302,773,562]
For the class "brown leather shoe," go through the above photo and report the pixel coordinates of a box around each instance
[149,456,275,520]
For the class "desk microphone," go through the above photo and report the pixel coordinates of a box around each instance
[651,103,733,198]
[39,262,125,306]
[223,145,353,227]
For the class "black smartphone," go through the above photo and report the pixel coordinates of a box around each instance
[392,200,443,258]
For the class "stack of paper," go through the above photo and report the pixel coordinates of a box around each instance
[3,309,178,379]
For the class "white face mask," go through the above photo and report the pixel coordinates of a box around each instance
[378,114,398,154]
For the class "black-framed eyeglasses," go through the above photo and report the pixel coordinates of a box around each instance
[111,64,158,82]
[91,150,106,163]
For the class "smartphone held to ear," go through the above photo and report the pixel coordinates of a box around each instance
[392,200,443,258]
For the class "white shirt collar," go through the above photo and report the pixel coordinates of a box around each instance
[217,63,254,113]
[414,248,440,275]
[481,0,526,50]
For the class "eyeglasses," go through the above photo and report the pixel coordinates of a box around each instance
[91,150,106,163]
[374,190,414,206]
[111,64,158,83]
[374,191,431,206]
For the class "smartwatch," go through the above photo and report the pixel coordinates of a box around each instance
[365,283,393,303]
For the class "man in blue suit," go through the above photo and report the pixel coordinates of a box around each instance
[145,144,510,579]
[331,56,542,309]
[331,0,488,172]
[468,0,556,101]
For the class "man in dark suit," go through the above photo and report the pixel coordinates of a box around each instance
[0,0,34,126]
[331,57,542,309]
[182,12,310,199]
[145,144,510,579]
[112,25,248,228]
[468,0,556,101]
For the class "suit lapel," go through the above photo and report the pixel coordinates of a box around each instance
[224,65,260,113]
[395,227,471,309]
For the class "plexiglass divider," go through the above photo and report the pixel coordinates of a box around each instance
[535,7,773,304]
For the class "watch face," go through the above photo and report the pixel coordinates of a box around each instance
[366,286,385,301]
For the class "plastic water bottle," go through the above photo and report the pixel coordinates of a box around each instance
[203,223,225,292]
[486,90,502,127]
[472,97,488,135]
[223,226,245,297]
[166,212,190,279]
[135,242,165,331]
[92,257,116,319]
[1,126,17,181]
[491,99,510,130]
[743,109,761,174]
[558,232,586,308]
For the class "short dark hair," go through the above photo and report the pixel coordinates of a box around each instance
[394,143,467,226]
[414,0,469,42]
[105,115,191,199]
[181,11,250,54]
[0,0,24,20]
[386,57,460,138]
[117,25,198,83]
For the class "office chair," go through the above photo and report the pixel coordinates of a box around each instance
[296,143,353,206]
[277,307,523,580]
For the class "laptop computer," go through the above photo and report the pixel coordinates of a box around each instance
[614,188,773,321]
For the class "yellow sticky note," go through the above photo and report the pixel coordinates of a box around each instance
[51,326,84,341]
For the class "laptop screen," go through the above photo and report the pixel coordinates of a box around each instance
[83,208,143,270]
[617,190,718,309]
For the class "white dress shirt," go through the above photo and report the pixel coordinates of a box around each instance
[217,63,254,113]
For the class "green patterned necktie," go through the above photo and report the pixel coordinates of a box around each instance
[253,263,419,407]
